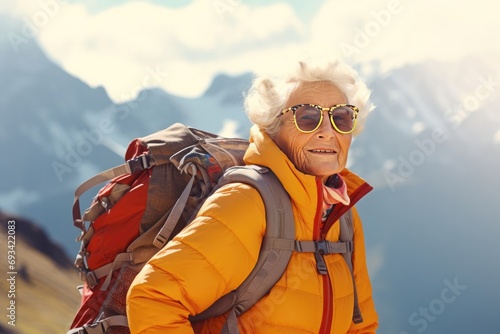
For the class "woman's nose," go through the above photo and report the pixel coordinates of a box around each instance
[316,111,335,138]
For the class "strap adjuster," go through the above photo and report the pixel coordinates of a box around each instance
[315,240,329,255]
[314,241,328,275]
[345,240,353,253]
[79,268,98,289]
[127,154,151,173]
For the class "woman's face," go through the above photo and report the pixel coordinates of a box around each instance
[272,81,352,181]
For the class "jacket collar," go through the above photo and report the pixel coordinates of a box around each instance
[243,125,372,209]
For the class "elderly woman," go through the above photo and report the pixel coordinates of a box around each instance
[127,60,378,333]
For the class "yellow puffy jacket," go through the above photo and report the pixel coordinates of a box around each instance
[127,126,378,333]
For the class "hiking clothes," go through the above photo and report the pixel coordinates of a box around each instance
[127,125,378,333]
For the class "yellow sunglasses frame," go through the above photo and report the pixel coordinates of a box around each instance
[279,104,359,134]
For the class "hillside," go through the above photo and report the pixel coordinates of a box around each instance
[0,213,81,333]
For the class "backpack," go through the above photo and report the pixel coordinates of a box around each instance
[67,123,361,334]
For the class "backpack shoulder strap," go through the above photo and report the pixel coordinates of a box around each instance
[190,165,295,323]
[292,209,363,325]
[191,168,362,331]
[339,209,363,324]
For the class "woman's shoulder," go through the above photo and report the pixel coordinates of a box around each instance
[207,182,265,208]
[196,182,267,232]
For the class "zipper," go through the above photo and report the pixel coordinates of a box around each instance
[314,178,334,334]
[319,275,333,333]
[315,179,373,333]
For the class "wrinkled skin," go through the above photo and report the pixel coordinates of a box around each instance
[272,81,352,182]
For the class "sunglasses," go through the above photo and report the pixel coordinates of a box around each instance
[278,104,359,134]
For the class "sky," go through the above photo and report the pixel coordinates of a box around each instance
[2,0,500,101]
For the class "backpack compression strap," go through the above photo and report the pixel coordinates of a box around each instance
[72,153,153,233]
[294,210,363,324]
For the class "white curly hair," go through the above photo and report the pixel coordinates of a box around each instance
[244,59,374,137]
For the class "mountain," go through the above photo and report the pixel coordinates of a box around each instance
[0,211,72,269]
[0,211,81,333]
[351,57,500,333]
[1,16,500,332]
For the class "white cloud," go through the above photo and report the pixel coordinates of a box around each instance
[310,0,500,70]
[0,0,51,16]
[0,188,40,213]
[4,0,500,101]
[217,119,241,138]
[32,0,305,101]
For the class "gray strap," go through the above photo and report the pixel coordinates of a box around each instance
[100,315,129,330]
[262,237,295,251]
[76,225,94,244]
[81,246,159,290]
[66,315,129,334]
[236,248,279,300]
[190,165,294,324]
[72,163,133,231]
[74,163,132,203]
[72,154,152,232]
[221,308,239,334]
[218,166,294,317]
[294,240,352,254]
[82,183,131,222]
[92,262,114,281]
[100,253,132,291]
[127,210,178,251]
[339,211,354,271]
[339,211,363,324]
[153,163,197,248]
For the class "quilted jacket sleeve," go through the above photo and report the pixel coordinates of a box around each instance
[126,183,266,334]
[347,207,379,333]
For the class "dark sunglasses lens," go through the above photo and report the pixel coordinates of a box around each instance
[295,105,321,131]
[331,106,355,132]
